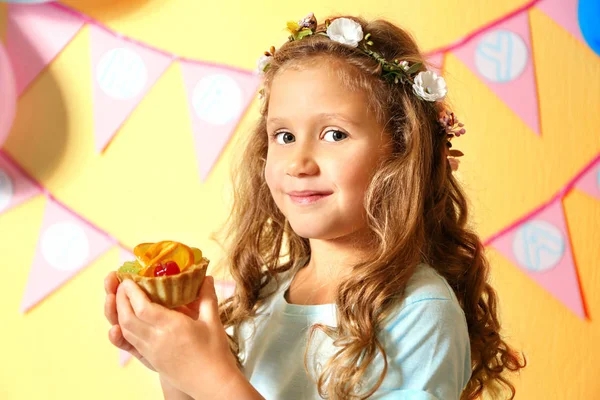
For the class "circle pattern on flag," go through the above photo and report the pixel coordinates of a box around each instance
[41,222,90,271]
[474,29,528,83]
[512,220,565,272]
[192,74,242,125]
[96,48,148,100]
[0,169,14,212]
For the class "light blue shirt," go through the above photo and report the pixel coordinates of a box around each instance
[237,263,472,399]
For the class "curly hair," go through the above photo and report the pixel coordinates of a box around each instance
[216,15,526,400]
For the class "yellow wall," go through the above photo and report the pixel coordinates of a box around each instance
[0,0,598,398]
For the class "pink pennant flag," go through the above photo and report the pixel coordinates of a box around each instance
[488,198,586,318]
[5,3,84,95]
[89,25,173,153]
[537,0,585,44]
[181,62,259,181]
[573,158,600,200]
[21,197,116,312]
[0,152,42,215]
[425,52,445,76]
[452,12,541,135]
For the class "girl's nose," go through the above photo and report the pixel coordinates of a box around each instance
[285,147,319,177]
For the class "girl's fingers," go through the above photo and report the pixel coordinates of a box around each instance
[197,276,220,324]
[108,324,136,353]
[104,272,119,295]
[116,282,153,348]
[173,304,199,319]
[120,279,167,324]
[104,293,118,326]
[109,325,155,371]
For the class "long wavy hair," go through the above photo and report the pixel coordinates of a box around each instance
[217,16,526,400]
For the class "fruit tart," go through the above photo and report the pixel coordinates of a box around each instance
[116,241,209,308]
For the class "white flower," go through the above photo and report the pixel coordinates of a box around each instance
[256,54,272,75]
[399,60,410,71]
[412,70,447,102]
[326,18,363,48]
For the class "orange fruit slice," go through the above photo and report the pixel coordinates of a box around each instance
[137,241,195,277]
[138,241,178,276]
[161,243,194,271]
[133,243,153,265]
[191,247,202,263]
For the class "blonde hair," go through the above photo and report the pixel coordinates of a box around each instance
[217,16,526,400]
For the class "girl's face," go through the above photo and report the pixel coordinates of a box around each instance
[265,63,392,241]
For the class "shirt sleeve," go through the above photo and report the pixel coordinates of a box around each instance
[368,298,472,400]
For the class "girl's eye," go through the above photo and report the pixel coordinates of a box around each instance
[323,130,348,142]
[274,132,295,144]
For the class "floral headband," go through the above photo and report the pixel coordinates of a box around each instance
[257,13,466,171]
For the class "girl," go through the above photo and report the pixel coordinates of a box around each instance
[104,13,526,400]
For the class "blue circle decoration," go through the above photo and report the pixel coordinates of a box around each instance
[512,220,565,272]
[474,30,529,83]
[579,0,600,57]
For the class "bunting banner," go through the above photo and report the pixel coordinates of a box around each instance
[0,152,42,214]
[180,62,260,181]
[20,196,117,312]
[89,25,173,153]
[5,2,259,179]
[4,0,596,173]
[484,153,600,319]
[5,2,84,95]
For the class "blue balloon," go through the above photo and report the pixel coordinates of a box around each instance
[579,0,600,56]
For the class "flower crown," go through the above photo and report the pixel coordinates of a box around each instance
[257,13,466,171]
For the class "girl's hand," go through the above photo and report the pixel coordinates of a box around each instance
[104,272,203,371]
[104,271,156,371]
[115,275,242,399]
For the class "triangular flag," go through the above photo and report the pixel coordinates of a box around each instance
[573,158,600,200]
[5,3,84,95]
[89,25,173,153]
[21,197,116,312]
[181,62,259,181]
[488,198,585,318]
[0,151,42,215]
[537,0,585,44]
[452,12,541,135]
[425,52,445,76]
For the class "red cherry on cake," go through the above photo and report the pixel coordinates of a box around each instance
[153,262,166,277]
[164,261,181,276]
[153,261,181,277]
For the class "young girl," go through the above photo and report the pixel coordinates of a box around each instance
[104,13,526,400]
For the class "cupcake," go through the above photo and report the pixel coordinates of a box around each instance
[116,241,209,308]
